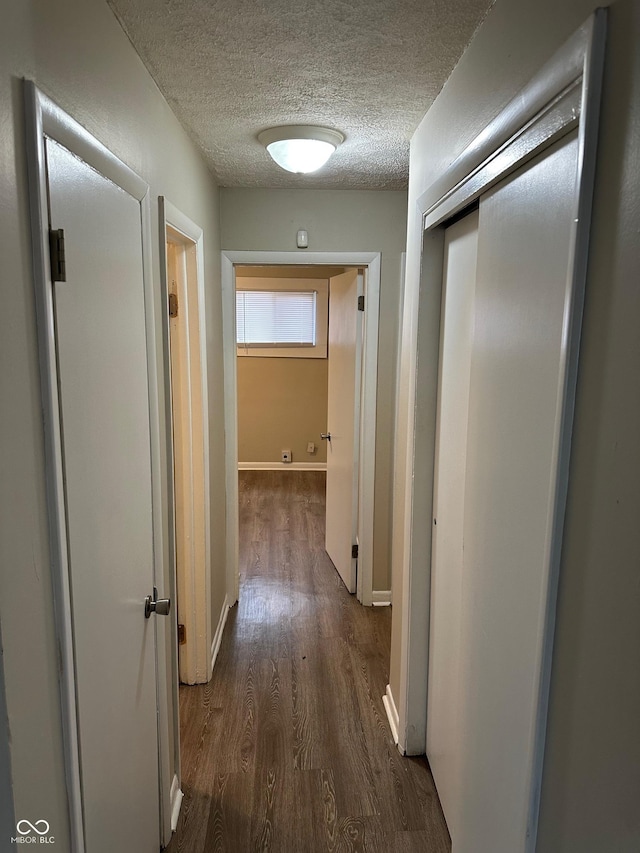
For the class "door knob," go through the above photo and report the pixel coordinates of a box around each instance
[320,432,331,442]
[145,587,171,619]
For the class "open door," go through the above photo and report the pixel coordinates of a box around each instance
[324,268,363,593]
[165,222,211,687]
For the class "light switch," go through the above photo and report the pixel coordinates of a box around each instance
[297,229,308,249]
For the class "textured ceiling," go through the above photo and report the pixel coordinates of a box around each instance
[108,0,493,189]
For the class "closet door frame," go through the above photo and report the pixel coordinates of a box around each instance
[394,10,606,849]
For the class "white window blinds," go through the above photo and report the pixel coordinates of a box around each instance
[236,290,317,347]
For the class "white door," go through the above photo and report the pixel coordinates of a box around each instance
[457,132,579,852]
[325,269,362,593]
[426,132,580,852]
[46,138,161,852]
[427,208,478,839]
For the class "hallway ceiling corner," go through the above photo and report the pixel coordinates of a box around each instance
[107,0,493,189]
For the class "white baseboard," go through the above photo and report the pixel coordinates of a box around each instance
[210,595,230,676]
[238,461,327,471]
[372,590,392,606]
[170,773,183,832]
[383,683,400,747]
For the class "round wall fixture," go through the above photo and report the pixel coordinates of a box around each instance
[258,125,344,174]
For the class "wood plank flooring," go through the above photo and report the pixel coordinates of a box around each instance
[166,470,450,852]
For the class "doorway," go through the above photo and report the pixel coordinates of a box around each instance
[221,251,381,607]
[161,200,212,688]
[158,199,213,838]
[234,264,364,594]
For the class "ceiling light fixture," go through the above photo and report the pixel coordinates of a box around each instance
[258,125,344,174]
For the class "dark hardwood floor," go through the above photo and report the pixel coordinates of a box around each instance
[166,470,450,852]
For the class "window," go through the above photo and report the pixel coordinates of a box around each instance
[236,290,316,348]
[235,277,328,358]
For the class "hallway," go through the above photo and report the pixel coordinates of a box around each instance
[167,471,450,852]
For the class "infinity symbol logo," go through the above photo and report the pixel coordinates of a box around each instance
[16,819,50,836]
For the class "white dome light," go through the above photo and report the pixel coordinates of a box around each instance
[265,138,336,174]
[258,126,344,174]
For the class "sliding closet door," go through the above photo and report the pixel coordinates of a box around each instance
[456,131,579,851]
[427,208,478,837]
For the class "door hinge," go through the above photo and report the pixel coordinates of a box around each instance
[177,623,186,645]
[49,228,66,282]
[357,295,365,312]
[169,292,179,318]
[352,543,359,559]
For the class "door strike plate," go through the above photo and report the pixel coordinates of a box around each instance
[168,292,178,318]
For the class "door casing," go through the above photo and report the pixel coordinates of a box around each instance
[221,251,381,606]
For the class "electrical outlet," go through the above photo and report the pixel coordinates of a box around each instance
[282,450,292,463]
[307,442,316,454]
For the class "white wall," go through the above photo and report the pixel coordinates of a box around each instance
[391,0,640,849]
[0,0,225,846]
[221,188,407,592]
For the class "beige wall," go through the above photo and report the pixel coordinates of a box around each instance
[390,0,640,849]
[237,357,328,464]
[236,267,333,465]
[221,188,408,592]
[0,0,226,845]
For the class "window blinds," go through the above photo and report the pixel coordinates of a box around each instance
[236,290,317,347]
